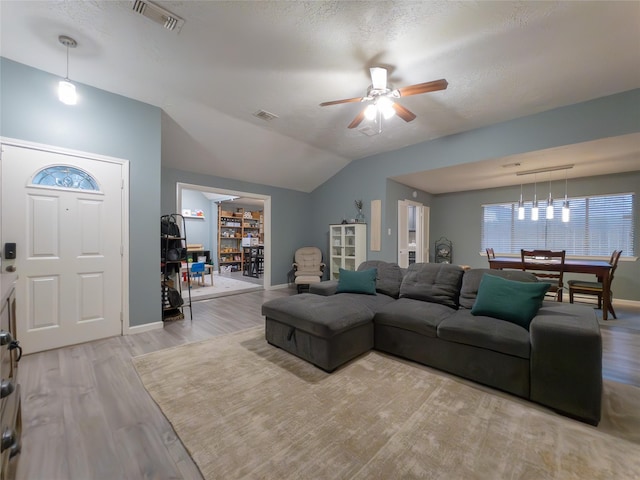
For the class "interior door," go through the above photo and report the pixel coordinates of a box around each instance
[398,200,428,268]
[1,143,124,354]
[398,200,410,268]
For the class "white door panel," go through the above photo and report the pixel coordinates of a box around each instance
[2,143,124,354]
[398,200,429,268]
[397,200,409,268]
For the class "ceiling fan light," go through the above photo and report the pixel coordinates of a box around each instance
[377,96,395,119]
[370,67,387,90]
[364,104,377,120]
[58,79,77,105]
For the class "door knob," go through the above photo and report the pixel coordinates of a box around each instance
[5,265,16,273]
[0,427,16,452]
[0,331,13,346]
[0,380,14,399]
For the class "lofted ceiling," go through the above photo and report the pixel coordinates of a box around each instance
[1,1,639,194]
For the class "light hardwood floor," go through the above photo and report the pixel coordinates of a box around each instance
[14,292,640,480]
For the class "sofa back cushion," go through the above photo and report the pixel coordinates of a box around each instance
[459,268,538,309]
[399,263,464,308]
[358,260,404,298]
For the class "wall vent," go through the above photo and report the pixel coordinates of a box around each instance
[253,110,279,122]
[132,0,184,32]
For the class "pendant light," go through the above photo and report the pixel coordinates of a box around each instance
[562,170,570,222]
[58,35,77,105]
[546,173,554,219]
[517,184,525,220]
[531,174,539,221]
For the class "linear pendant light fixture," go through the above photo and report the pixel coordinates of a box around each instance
[58,35,77,105]
[515,164,573,221]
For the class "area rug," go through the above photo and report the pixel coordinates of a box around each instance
[133,328,640,479]
[181,275,262,301]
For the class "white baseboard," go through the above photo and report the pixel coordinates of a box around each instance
[268,283,294,290]
[125,321,163,335]
[613,298,640,308]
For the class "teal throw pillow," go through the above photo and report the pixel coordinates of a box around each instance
[336,268,377,295]
[471,274,550,329]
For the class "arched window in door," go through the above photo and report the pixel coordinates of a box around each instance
[31,165,100,191]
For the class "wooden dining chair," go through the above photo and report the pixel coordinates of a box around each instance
[568,250,622,319]
[485,248,495,259]
[520,249,566,302]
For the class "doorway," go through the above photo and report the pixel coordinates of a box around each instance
[1,139,128,354]
[176,183,271,299]
[398,200,430,268]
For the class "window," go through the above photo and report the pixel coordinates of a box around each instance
[31,165,99,191]
[481,193,634,257]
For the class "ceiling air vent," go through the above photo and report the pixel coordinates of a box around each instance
[132,0,184,33]
[253,110,279,122]
[357,125,380,136]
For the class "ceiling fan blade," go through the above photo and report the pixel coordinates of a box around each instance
[370,67,387,90]
[347,109,366,129]
[392,103,417,123]
[319,97,363,107]
[398,79,448,97]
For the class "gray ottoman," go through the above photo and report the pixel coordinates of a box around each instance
[262,293,375,372]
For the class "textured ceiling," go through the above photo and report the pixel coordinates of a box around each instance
[1,1,639,193]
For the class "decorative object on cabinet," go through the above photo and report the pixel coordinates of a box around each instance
[434,237,452,264]
[161,214,192,321]
[354,199,365,223]
[1,274,21,478]
[329,223,367,281]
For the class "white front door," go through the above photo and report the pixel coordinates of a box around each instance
[1,143,125,354]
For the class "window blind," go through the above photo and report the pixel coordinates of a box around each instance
[481,193,634,256]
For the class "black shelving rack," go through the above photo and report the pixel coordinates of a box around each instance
[161,213,192,321]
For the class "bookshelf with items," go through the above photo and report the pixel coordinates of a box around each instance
[329,223,367,280]
[218,205,263,272]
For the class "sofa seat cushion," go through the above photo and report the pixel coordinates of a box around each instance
[438,309,531,359]
[399,263,464,308]
[262,293,393,338]
[373,298,457,338]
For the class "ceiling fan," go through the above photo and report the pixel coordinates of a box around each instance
[320,67,448,129]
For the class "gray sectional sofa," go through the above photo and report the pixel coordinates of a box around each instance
[262,261,602,425]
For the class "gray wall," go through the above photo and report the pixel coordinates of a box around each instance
[430,171,640,301]
[161,168,313,285]
[1,58,162,327]
[180,189,212,250]
[310,89,640,301]
[3,57,638,333]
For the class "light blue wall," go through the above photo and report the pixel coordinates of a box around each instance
[161,168,313,285]
[430,171,640,301]
[0,58,162,327]
[180,189,211,250]
[310,89,640,300]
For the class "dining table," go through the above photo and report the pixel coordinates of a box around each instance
[488,256,614,320]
